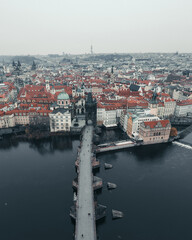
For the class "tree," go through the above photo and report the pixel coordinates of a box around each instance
[170,127,178,137]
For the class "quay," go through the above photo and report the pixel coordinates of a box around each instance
[96,140,137,153]
[96,138,180,154]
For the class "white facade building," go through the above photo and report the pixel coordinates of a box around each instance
[163,100,176,117]
[0,113,15,128]
[175,100,192,116]
[156,100,176,118]
[49,109,71,132]
[97,107,117,127]
[172,89,187,101]
[103,110,117,127]
[97,107,105,126]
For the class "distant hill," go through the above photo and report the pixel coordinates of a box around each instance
[84,54,133,62]
[11,56,38,64]
[60,58,72,63]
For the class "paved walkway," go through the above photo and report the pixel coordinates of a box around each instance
[75,125,96,240]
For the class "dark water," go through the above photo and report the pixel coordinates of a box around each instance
[0,133,192,240]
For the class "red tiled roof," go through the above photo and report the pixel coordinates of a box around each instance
[177,99,192,106]
[143,119,170,129]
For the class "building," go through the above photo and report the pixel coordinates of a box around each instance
[72,85,84,98]
[73,97,85,115]
[139,119,171,144]
[0,111,15,128]
[126,113,159,138]
[4,109,51,127]
[172,89,187,101]
[14,110,30,125]
[49,108,71,132]
[175,99,192,117]
[97,103,118,128]
[157,102,165,118]
[148,91,158,116]
[163,99,176,117]
[120,108,158,137]
[18,85,55,105]
[57,92,70,108]
[103,109,117,128]
[97,107,105,126]
[85,92,97,126]
[156,100,176,118]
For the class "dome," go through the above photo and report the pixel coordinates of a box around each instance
[57,92,69,100]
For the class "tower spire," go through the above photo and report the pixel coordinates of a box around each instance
[90,45,93,55]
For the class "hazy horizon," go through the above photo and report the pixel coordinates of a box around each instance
[1,0,192,55]
[0,51,192,57]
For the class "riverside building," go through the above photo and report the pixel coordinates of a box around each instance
[139,119,171,144]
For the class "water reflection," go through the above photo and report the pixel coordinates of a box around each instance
[99,128,127,144]
[0,135,76,155]
[131,143,171,162]
[29,136,74,155]
[97,143,171,165]
[0,137,20,150]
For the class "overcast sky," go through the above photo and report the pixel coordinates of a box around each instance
[0,0,192,55]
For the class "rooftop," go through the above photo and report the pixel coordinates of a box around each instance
[57,92,69,100]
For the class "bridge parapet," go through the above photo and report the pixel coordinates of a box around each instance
[71,125,106,240]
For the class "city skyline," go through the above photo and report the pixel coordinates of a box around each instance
[1,0,192,55]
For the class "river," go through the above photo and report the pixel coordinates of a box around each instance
[0,132,192,240]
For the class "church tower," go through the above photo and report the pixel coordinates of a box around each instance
[90,45,93,55]
[31,61,37,70]
[85,92,97,126]
[108,66,115,84]
[46,82,50,92]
